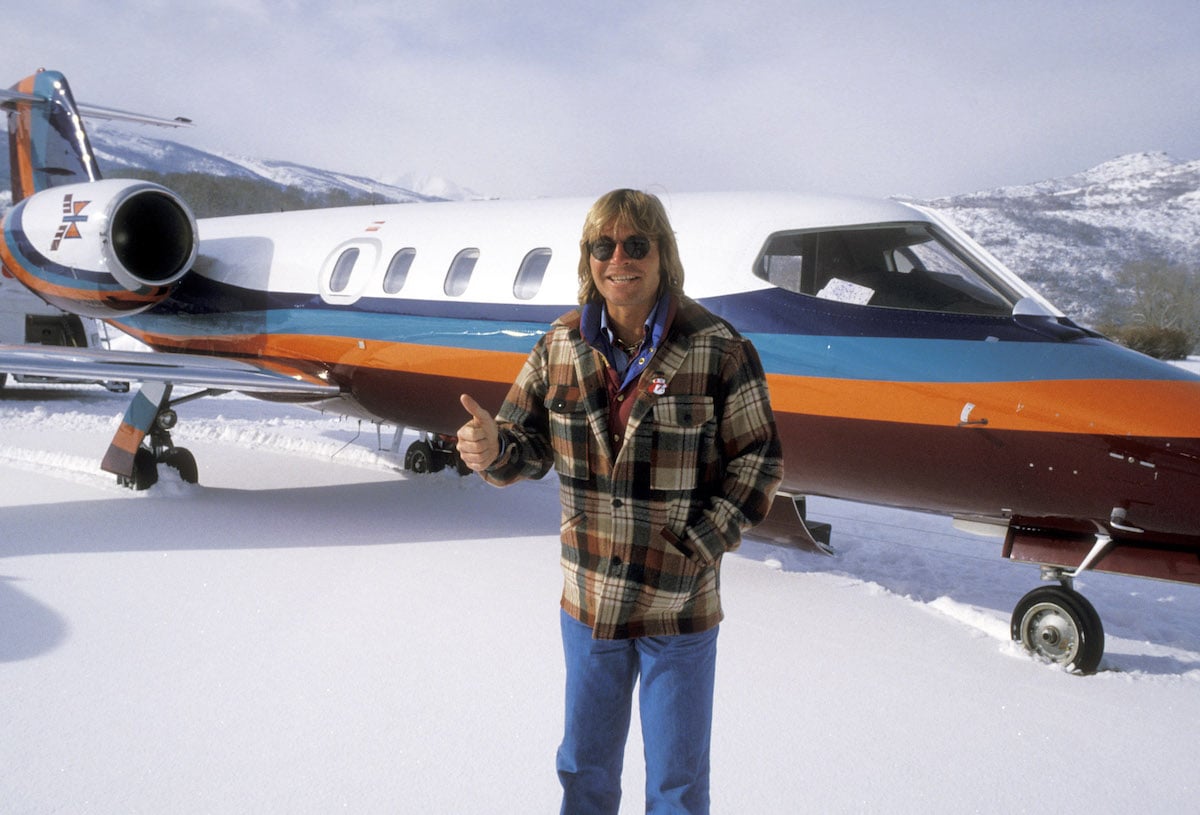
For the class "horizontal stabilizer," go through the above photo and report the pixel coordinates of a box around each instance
[0,88,191,128]
[76,102,193,128]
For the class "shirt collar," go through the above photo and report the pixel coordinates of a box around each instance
[582,291,671,351]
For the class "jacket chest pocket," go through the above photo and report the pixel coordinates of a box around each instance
[649,395,716,492]
[546,386,591,481]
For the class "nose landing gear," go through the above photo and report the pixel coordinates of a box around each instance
[1011,581,1104,674]
[1009,530,1116,674]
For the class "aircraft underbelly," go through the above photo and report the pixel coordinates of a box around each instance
[774,412,1200,542]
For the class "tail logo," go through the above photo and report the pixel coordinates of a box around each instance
[51,194,91,250]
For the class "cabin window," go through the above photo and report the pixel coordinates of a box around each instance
[328,248,360,293]
[754,224,1016,316]
[513,248,552,300]
[383,248,416,294]
[444,248,480,297]
[320,239,381,305]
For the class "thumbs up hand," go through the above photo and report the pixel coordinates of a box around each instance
[457,394,501,472]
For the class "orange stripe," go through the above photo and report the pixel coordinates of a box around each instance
[356,342,528,382]
[109,422,145,455]
[12,74,37,200]
[120,329,1200,439]
[767,375,1200,437]
[126,333,530,385]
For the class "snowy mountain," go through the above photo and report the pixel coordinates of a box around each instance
[0,123,479,205]
[92,123,481,204]
[908,151,1200,323]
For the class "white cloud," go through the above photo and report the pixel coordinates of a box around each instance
[3,1,1198,199]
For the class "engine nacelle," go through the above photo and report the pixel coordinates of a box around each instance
[0,178,198,317]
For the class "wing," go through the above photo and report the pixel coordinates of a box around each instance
[0,344,342,483]
[0,344,339,396]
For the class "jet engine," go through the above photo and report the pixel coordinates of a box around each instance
[0,178,198,317]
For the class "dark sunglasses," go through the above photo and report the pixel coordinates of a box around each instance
[589,235,653,262]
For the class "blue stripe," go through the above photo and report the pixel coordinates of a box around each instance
[746,333,1196,382]
[118,276,1200,385]
[120,304,1199,385]
[122,308,552,355]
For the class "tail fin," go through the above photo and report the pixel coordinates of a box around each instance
[0,69,101,202]
[1,69,193,204]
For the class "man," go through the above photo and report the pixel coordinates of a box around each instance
[457,189,783,814]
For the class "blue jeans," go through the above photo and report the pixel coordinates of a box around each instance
[557,610,719,815]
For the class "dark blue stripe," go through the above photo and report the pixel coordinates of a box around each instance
[161,276,1095,342]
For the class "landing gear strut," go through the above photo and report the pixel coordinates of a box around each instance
[116,387,220,490]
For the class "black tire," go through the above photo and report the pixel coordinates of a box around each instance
[162,447,199,484]
[405,440,444,474]
[1011,585,1105,674]
[118,447,159,491]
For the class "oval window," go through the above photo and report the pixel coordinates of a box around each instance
[383,247,416,294]
[444,248,480,297]
[329,248,360,293]
[514,248,551,300]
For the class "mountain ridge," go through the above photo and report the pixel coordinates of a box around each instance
[906,150,1200,321]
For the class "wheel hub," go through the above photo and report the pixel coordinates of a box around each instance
[1022,604,1078,663]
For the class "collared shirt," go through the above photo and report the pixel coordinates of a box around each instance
[581,293,672,390]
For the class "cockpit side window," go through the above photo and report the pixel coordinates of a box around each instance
[754,224,1016,316]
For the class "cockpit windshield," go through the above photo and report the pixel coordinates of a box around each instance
[753,223,1019,316]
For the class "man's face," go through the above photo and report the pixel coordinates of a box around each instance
[588,221,662,316]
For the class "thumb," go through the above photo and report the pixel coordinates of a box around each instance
[459,393,495,426]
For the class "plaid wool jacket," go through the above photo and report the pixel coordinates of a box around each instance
[484,296,784,639]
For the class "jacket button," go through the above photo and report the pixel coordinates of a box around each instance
[612,499,623,508]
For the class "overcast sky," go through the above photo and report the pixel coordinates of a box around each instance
[6,1,1199,200]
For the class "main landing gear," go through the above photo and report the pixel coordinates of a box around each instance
[403,433,471,476]
[117,388,220,490]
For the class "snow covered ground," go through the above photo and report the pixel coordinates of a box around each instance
[2,382,1199,813]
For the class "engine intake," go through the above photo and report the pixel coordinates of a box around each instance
[109,187,196,285]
